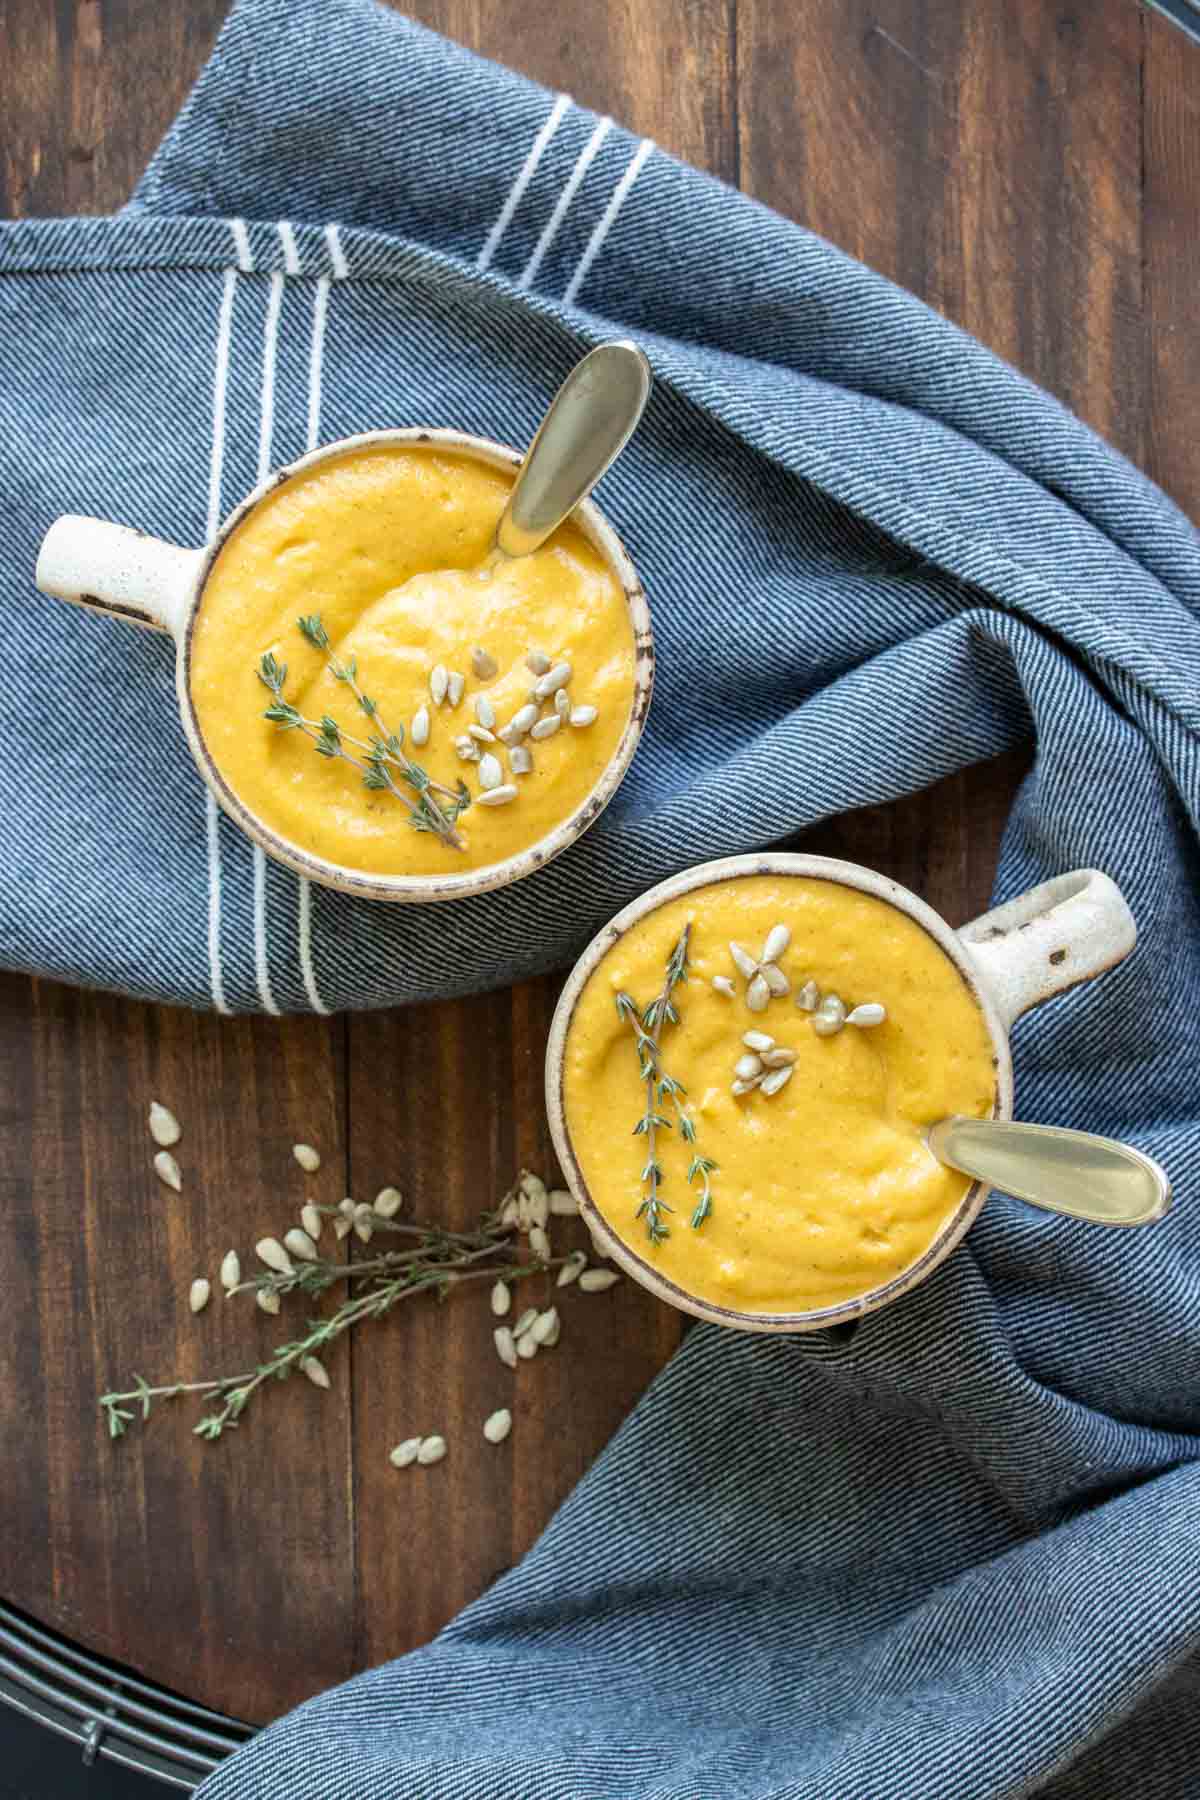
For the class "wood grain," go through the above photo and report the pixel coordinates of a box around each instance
[0,0,1191,1729]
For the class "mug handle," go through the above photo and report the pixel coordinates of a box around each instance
[36,515,203,641]
[959,869,1136,1027]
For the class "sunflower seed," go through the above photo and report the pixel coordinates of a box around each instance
[284,1227,318,1263]
[477,784,518,806]
[579,1268,621,1293]
[473,694,496,729]
[496,724,517,745]
[468,723,496,744]
[762,924,791,965]
[447,670,465,707]
[535,660,572,698]
[255,1237,293,1275]
[339,1197,356,1219]
[760,1064,795,1097]
[517,1333,539,1360]
[530,714,561,741]
[554,688,571,717]
[411,705,431,747]
[494,1326,518,1368]
[417,1435,447,1465]
[301,1356,330,1389]
[729,941,758,980]
[430,663,448,705]
[711,976,737,998]
[734,1052,764,1081]
[373,1186,403,1218]
[548,1188,578,1216]
[490,1280,511,1316]
[148,1101,181,1147]
[292,1143,321,1172]
[796,980,821,1012]
[512,1307,538,1341]
[499,1194,520,1228]
[153,1149,182,1192]
[742,1030,775,1053]
[256,1288,281,1316]
[529,1225,551,1260]
[477,752,503,791]
[509,744,533,776]
[220,1250,241,1292]
[520,1172,549,1226]
[455,735,481,763]
[189,1278,210,1314]
[301,1203,323,1239]
[525,650,551,675]
[813,995,847,1037]
[483,1407,512,1444]
[557,1250,587,1287]
[761,1047,798,1068]
[847,1002,887,1027]
[353,1203,375,1243]
[761,962,791,997]
[732,1075,763,1096]
[746,972,770,1012]
[471,646,498,680]
[334,1215,353,1240]
[530,1306,560,1347]
[390,1437,422,1468]
[511,702,538,735]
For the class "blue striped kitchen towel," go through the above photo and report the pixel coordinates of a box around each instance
[3,0,1199,1794]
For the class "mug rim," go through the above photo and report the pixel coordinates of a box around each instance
[544,851,1012,1334]
[173,427,654,903]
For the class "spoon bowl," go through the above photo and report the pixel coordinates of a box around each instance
[926,1116,1172,1226]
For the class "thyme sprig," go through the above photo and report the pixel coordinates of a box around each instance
[616,923,718,1242]
[99,1212,562,1444]
[257,615,469,848]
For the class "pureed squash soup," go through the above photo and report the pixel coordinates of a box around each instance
[562,874,998,1315]
[190,445,636,877]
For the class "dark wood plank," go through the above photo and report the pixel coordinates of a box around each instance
[1143,6,1200,522]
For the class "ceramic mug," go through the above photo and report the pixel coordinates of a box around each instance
[545,852,1137,1333]
[34,429,654,904]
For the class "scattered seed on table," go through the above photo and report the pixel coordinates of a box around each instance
[491,1280,511,1316]
[511,702,538,735]
[796,980,821,1012]
[512,1307,538,1340]
[474,694,496,728]
[256,1288,281,1316]
[557,1251,587,1287]
[847,1003,887,1027]
[410,705,430,747]
[734,1052,764,1082]
[148,1102,181,1147]
[477,783,518,806]
[530,714,561,741]
[220,1250,241,1292]
[531,1307,559,1346]
[189,1278,210,1314]
[373,1186,403,1218]
[417,1435,447,1465]
[729,941,758,981]
[447,670,465,707]
[517,1334,538,1361]
[471,646,498,680]
[293,1143,321,1173]
[153,1150,182,1192]
[548,1188,578,1216]
[579,1269,621,1293]
[711,975,736,998]
[569,704,598,728]
[301,1202,323,1240]
[521,1173,549,1226]
[742,1030,775,1053]
[760,1065,795,1096]
[430,664,449,705]
[746,973,770,1013]
[478,753,503,791]
[353,1203,375,1243]
[483,1408,512,1444]
[525,650,551,675]
[256,1237,293,1275]
[534,660,572,698]
[762,924,791,964]
[509,744,533,776]
[389,1437,422,1468]
[499,1194,520,1229]
[284,1227,318,1262]
[339,1197,357,1220]
[529,1225,551,1260]
[494,1326,517,1368]
[301,1356,330,1389]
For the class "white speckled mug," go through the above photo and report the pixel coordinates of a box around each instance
[545,852,1136,1333]
[34,429,654,903]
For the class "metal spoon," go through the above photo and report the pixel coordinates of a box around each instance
[927,1116,1172,1226]
[492,340,651,561]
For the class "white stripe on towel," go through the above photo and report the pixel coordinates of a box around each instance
[324,222,348,281]
[563,137,655,307]
[519,116,612,290]
[277,218,301,275]
[202,260,238,1017]
[477,92,571,272]
[229,216,253,274]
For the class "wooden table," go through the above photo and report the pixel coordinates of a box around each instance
[1,0,1195,1730]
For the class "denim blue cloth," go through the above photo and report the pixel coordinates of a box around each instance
[3,0,1199,1792]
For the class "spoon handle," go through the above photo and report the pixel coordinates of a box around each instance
[927,1116,1172,1227]
[494,341,651,560]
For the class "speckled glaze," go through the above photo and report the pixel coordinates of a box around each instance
[35,429,654,903]
[545,853,1136,1334]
